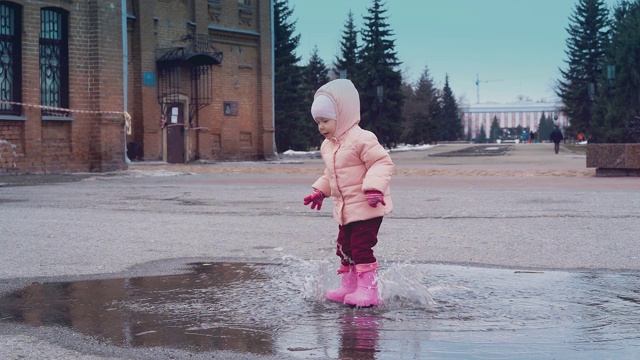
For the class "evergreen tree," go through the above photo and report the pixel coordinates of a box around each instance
[273,0,307,152]
[476,125,487,144]
[400,66,438,144]
[595,0,640,142]
[428,89,443,144]
[399,80,417,144]
[356,0,404,145]
[537,112,556,142]
[489,116,500,143]
[556,0,610,135]
[302,46,330,149]
[304,46,329,90]
[334,11,360,80]
[439,75,462,141]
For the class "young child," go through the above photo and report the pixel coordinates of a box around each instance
[303,79,394,307]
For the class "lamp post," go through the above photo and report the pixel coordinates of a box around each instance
[376,85,383,145]
[607,64,616,85]
[588,81,595,137]
[606,64,615,109]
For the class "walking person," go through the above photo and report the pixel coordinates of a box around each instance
[303,79,394,308]
[549,125,564,154]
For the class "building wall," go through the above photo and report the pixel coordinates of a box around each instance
[0,0,127,174]
[462,103,569,139]
[0,0,274,174]
[127,0,274,162]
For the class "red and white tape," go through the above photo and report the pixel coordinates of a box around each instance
[1,100,132,134]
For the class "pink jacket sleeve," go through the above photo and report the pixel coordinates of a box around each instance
[360,132,394,194]
[312,168,331,197]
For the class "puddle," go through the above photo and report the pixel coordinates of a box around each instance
[1,261,640,359]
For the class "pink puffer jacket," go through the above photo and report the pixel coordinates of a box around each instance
[311,79,394,225]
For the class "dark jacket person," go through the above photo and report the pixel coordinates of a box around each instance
[549,126,564,154]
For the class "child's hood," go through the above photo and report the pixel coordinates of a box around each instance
[314,79,360,140]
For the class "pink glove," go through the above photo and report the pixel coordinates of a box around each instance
[303,189,325,210]
[365,190,386,208]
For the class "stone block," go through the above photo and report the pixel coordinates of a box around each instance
[586,144,626,168]
[626,144,640,169]
[587,143,640,176]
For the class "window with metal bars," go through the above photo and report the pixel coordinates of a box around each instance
[0,1,22,116]
[40,7,69,117]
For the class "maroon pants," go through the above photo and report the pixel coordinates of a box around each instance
[336,217,383,266]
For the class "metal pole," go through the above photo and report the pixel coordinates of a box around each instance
[122,0,132,165]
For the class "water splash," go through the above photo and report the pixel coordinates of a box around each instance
[378,262,436,309]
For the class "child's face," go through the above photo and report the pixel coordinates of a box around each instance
[316,117,337,139]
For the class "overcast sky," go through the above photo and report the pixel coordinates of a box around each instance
[291,0,619,105]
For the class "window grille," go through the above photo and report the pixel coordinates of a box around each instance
[40,8,69,116]
[156,34,223,124]
[0,1,22,115]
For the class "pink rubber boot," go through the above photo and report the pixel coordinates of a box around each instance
[343,262,383,307]
[326,265,357,303]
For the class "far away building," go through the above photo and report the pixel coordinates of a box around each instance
[462,102,568,140]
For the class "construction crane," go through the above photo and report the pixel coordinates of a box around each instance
[475,74,504,104]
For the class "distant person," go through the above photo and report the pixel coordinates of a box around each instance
[522,130,528,143]
[549,125,564,154]
[303,79,393,308]
[529,131,535,144]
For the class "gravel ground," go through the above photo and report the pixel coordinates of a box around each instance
[1,142,638,359]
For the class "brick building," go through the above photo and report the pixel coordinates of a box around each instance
[0,0,128,173]
[0,0,274,174]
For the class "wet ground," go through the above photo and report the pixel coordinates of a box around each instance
[428,144,513,157]
[1,143,640,359]
[0,173,96,187]
[1,260,639,359]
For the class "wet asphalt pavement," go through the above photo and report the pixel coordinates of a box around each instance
[1,143,640,359]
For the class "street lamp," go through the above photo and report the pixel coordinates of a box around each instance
[376,85,384,145]
[607,65,616,84]
[588,82,595,102]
